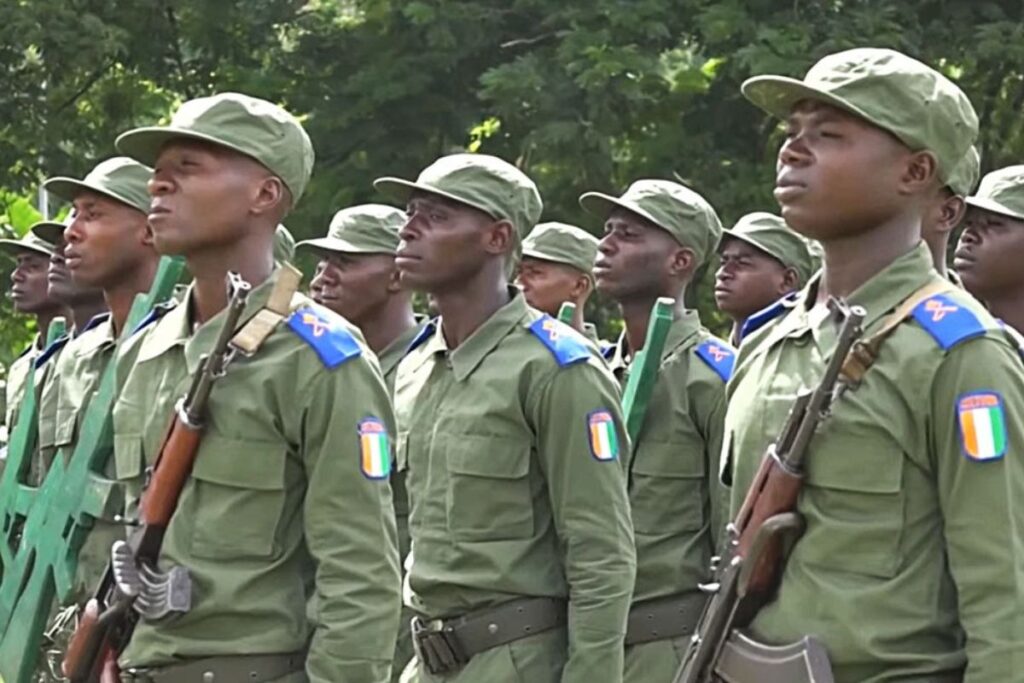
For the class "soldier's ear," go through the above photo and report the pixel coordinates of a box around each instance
[251,176,287,218]
[483,219,515,256]
[900,150,940,196]
[570,272,591,299]
[142,222,155,247]
[780,267,800,293]
[387,262,403,293]
[939,195,967,234]
[668,245,696,279]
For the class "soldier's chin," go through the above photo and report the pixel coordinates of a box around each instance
[152,233,191,257]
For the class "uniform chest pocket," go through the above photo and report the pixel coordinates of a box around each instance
[797,434,905,579]
[442,434,533,542]
[188,434,288,561]
[630,442,707,536]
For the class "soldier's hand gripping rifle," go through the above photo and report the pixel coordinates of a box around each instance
[62,273,251,683]
[673,300,865,683]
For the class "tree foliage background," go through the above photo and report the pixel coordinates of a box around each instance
[1,0,1022,366]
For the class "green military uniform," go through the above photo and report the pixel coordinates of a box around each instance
[297,202,425,682]
[110,93,401,682]
[720,212,818,346]
[375,156,636,683]
[579,181,734,681]
[726,49,1024,682]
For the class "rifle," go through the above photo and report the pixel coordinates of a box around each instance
[621,297,674,444]
[673,300,865,683]
[556,301,576,326]
[63,273,251,683]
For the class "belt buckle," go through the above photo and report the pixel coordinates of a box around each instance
[411,616,467,676]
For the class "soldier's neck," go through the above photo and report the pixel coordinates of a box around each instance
[435,275,510,350]
[357,300,417,355]
[619,291,686,353]
[187,246,274,325]
[34,307,65,344]
[104,259,161,334]
[924,234,948,277]
[69,295,107,333]
[728,321,743,347]
[816,217,919,301]
[983,289,1024,336]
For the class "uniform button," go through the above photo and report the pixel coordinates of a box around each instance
[202,672,215,683]
[488,622,499,634]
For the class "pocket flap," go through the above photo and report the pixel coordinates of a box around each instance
[445,434,530,479]
[113,434,145,481]
[631,441,706,478]
[805,432,902,494]
[191,434,286,491]
[54,407,79,447]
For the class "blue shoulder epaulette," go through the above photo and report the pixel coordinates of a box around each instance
[131,301,176,336]
[910,293,987,350]
[739,291,799,343]
[406,317,438,354]
[34,335,70,369]
[599,341,615,360]
[528,315,590,368]
[81,311,111,333]
[287,305,362,369]
[695,338,735,382]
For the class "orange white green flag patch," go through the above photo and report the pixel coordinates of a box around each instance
[588,410,620,462]
[359,417,392,479]
[957,392,1007,462]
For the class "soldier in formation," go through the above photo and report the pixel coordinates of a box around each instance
[0,43,1021,683]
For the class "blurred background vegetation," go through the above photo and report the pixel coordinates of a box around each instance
[1,0,1022,365]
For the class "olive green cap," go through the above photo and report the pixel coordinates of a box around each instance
[966,165,1024,221]
[579,179,723,265]
[116,92,314,203]
[297,204,405,255]
[374,154,543,239]
[43,157,152,214]
[946,145,981,197]
[274,224,295,263]
[742,48,978,186]
[30,219,68,246]
[522,222,600,277]
[720,212,816,284]
[0,228,56,257]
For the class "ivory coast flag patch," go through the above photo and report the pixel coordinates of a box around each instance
[359,417,392,479]
[588,410,620,462]
[957,392,1007,462]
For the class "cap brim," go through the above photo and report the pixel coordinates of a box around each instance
[741,75,875,124]
[578,192,668,235]
[0,239,51,257]
[295,237,395,255]
[42,176,142,212]
[965,196,1024,222]
[373,177,498,220]
[718,228,760,250]
[520,248,594,279]
[32,223,65,245]
[117,126,256,169]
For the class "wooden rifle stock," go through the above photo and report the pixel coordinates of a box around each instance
[673,300,865,683]
[140,418,203,527]
[62,274,251,682]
